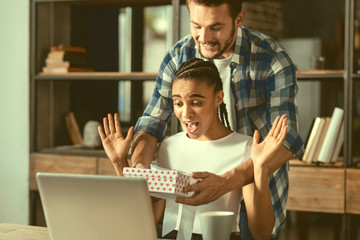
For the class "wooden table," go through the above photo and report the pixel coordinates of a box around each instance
[0,223,49,240]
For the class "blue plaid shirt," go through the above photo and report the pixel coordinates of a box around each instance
[135,27,304,236]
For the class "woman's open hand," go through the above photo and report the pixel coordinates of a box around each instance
[98,113,134,169]
[250,114,288,170]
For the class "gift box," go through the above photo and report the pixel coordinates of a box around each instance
[123,167,195,198]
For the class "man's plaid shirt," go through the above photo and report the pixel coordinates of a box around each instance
[135,27,304,236]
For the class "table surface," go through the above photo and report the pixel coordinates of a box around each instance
[0,223,176,240]
[0,223,49,240]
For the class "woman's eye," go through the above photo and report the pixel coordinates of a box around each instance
[174,102,182,107]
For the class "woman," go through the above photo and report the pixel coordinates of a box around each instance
[98,58,287,240]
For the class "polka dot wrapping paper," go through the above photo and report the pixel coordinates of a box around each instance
[123,167,196,198]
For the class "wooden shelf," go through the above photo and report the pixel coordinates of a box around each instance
[39,146,107,157]
[352,73,360,79]
[289,159,344,168]
[35,70,345,81]
[34,0,173,7]
[296,70,344,81]
[35,72,157,81]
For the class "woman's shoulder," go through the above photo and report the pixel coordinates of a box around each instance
[162,131,252,143]
[226,131,252,142]
[161,131,187,144]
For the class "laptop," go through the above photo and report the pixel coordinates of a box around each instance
[36,172,160,240]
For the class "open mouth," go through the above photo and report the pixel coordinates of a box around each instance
[201,42,217,50]
[184,122,199,133]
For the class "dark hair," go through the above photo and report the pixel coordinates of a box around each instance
[173,57,231,129]
[186,0,243,19]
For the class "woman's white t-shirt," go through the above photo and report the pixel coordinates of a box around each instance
[156,131,252,237]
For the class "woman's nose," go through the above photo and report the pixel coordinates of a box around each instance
[182,104,193,119]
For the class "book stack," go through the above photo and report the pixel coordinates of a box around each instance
[42,45,94,73]
[302,107,344,163]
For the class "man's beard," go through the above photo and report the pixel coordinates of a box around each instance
[198,23,236,60]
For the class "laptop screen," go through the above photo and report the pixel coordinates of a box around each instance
[37,173,158,240]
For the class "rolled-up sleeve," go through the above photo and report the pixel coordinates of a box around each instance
[134,35,196,140]
[134,54,176,140]
[267,50,304,157]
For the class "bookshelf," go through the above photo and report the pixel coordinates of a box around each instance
[29,0,178,226]
[29,0,360,238]
[30,0,179,152]
[283,0,360,238]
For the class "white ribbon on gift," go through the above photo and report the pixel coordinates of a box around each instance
[162,192,242,240]
[162,200,196,240]
[149,164,196,240]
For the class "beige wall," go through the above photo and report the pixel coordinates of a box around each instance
[0,0,30,224]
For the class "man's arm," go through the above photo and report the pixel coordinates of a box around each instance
[130,132,158,168]
[176,144,293,206]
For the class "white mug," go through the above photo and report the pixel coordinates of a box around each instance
[199,211,234,240]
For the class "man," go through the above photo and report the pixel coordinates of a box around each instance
[132,0,304,239]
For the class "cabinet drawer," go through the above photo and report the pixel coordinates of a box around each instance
[287,166,345,213]
[97,157,117,176]
[30,153,97,190]
[346,168,360,214]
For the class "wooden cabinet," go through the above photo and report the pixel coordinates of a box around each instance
[30,153,125,191]
[287,166,345,214]
[30,153,100,191]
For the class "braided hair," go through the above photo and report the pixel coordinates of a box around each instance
[173,57,231,129]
